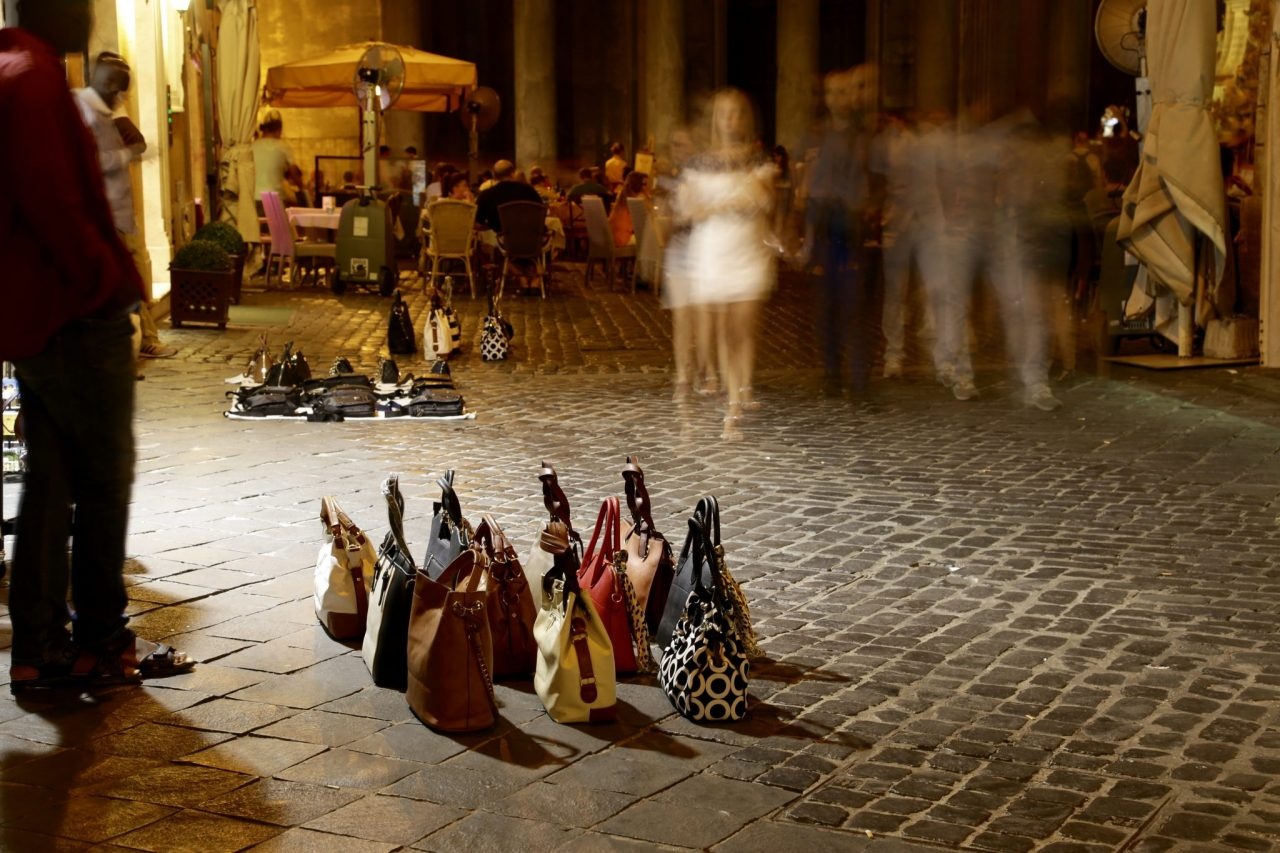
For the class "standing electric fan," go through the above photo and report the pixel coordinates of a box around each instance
[460,86,501,185]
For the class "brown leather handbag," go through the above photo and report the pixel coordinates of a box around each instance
[622,456,675,634]
[473,513,538,678]
[406,546,497,732]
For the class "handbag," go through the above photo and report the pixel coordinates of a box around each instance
[657,514,750,722]
[655,496,758,656]
[473,513,538,678]
[266,341,311,386]
[479,292,513,362]
[362,475,418,690]
[227,385,301,416]
[406,388,465,417]
[387,289,417,355]
[422,470,471,579]
[425,279,462,358]
[578,497,654,674]
[311,384,379,418]
[406,545,496,732]
[379,358,401,385]
[244,333,275,384]
[313,496,376,639]
[622,456,675,634]
[533,521,617,724]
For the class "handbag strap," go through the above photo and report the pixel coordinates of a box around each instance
[454,597,496,709]
[382,475,414,567]
[582,497,620,581]
[622,455,656,530]
[686,515,721,599]
[569,615,599,703]
[539,520,582,598]
[694,495,721,549]
[436,470,465,534]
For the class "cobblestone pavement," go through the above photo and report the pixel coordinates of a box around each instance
[2,267,1279,852]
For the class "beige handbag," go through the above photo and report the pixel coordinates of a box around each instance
[533,521,617,724]
[314,496,376,639]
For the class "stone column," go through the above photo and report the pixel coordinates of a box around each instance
[915,0,956,117]
[775,0,817,161]
[1261,1,1280,365]
[514,0,556,170]
[644,0,685,159]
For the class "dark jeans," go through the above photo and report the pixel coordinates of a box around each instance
[810,200,872,394]
[11,312,137,666]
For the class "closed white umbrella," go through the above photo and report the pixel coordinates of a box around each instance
[216,0,260,244]
[1116,0,1226,307]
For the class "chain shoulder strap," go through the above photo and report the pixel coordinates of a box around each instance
[454,600,496,709]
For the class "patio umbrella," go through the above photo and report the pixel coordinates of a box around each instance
[264,42,476,113]
[1116,0,1226,308]
[216,0,260,244]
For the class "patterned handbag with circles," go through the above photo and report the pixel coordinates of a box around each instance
[658,512,749,722]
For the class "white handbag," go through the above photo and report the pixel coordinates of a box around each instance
[532,522,617,724]
[314,496,376,640]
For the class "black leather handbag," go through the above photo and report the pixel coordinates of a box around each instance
[310,385,378,419]
[362,475,418,690]
[422,470,471,580]
[406,388,464,417]
[228,385,301,416]
[387,289,417,355]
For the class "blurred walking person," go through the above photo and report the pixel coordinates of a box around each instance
[676,89,777,440]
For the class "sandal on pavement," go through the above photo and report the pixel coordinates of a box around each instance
[139,342,178,359]
[115,638,195,680]
[9,657,90,694]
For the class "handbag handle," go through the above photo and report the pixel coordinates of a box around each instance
[686,514,722,600]
[622,455,656,531]
[539,461,573,531]
[694,495,720,549]
[581,497,620,586]
[382,474,415,568]
[473,512,511,558]
[435,470,465,536]
[436,545,489,593]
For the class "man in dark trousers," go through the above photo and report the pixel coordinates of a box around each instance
[0,0,192,692]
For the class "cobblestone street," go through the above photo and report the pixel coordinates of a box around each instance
[2,270,1279,852]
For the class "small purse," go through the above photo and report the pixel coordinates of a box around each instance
[406,546,496,732]
[379,358,401,385]
[362,475,418,690]
[655,496,758,656]
[473,513,538,678]
[578,497,654,674]
[313,496,376,639]
[533,521,617,724]
[422,471,471,579]
[387,289,417,355]
[480,292,513,362]
[244,333,275,384]
[657,514,750,722]
[425,280,462,358]
[622,456,676,635]
[227,385,301,416]
[266,341,311,386]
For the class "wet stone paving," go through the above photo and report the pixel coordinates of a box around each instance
[1,268,1279,851]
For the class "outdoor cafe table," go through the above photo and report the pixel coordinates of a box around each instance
[287,207,342,231]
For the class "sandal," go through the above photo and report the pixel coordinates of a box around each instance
[116,638,195,680]
[9,658,88,694]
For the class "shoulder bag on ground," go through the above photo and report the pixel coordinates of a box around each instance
[313,496,376,640]
[362,475,418,690]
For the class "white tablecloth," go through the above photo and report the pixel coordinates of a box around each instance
[287,208,341,230]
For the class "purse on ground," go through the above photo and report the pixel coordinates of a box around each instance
[533,521,617,724]
[622,455,675,635]
[474,513,538,678]
[406,546,496,732]
[362,475,418,690]
[387,289,417,355]
[578,497,654,674]
[313,496,376,640]
[657,514,750,722]
[422,470,471,579]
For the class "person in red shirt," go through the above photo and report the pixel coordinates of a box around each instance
[1,0,193,692]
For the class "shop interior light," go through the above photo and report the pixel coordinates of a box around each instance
[172,0,192,10]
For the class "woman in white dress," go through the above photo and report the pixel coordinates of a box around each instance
[675,89,776,439]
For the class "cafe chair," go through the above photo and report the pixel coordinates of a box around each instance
[496,201,552,299]
[421,199,478,297]
[583,195,635,291]
[261,191,336,288]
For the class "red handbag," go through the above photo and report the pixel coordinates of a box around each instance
[578,496,654,674]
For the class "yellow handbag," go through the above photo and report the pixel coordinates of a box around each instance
[532,521,617,724]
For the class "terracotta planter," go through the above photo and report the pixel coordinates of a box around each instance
[170,267,235,329]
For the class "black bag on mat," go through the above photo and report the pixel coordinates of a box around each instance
[228,385,301,416]
[422,471,471,580]
[407,389,464,417]
[362,475,418,690]
[311,385,378,418]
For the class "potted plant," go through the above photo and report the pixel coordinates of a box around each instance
[169,239,235,329]
[193,221,248,303]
